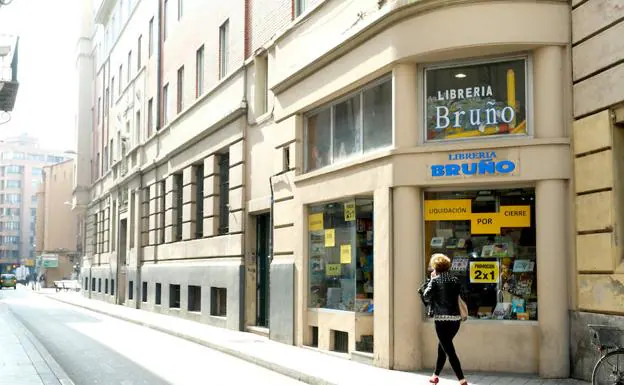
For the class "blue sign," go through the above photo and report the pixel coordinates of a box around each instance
[431,151,517,177]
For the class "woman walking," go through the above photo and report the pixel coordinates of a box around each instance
[419,253,468,385]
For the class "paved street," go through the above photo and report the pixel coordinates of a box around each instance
[0,286,304,385]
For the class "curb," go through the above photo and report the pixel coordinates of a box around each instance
[44,294,335,385]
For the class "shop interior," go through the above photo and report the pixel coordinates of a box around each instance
[424,188,537,321]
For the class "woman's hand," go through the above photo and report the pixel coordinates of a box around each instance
[430,270,438,278]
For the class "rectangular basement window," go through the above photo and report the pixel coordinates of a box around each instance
[155,283,162,305]
[142,282,148,303]
[111,279,115,296]
[128,281,134,300]
[169,284,181,309]
[188,285,201,312]
[210,287,227,317]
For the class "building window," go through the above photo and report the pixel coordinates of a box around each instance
[97,96,102,125]
[164,0,169,40]
[295,0,308,17]
[218,153,229,235]
[147,98,153,137]
[169,284,180,308]
[142,282,148,302]
[424,57,528,141]
[160,180,166,244]
[98,278,102,293]
[196,45,204,98]
[423,188,537,321]
[155,283,162,305]
[91,278,96,291]
[111,77,115,104]
[175,174,183,241]
[188,285,201,312]
[177,65,184,113]
[129,281,134,300]
[105,279,109,294]
[111,279,115,295]
[148,18,154,57]
[163,84,169,125]
[307,198,374,314]
[219,19,229,79]
[210,287,227,317]
[195,164,204,238]
[118,65,122,92]
[105,87,110,114]
[6,180,21,188]
[177,0,183,20]
[6,165,23,174]
[137,35,142,70]
[135,110,141,144]
[305,77,392,172]
[127,51,132,82]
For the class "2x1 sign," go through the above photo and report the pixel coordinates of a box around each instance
[469,261,499,283]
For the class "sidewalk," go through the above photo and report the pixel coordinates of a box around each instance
[42,290,588,385]
[0,301,73,385]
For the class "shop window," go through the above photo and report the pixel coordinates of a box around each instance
[424,57,528,141]
[308,198,374,312]
[423,188,537,321]
[169,284,181,308]
[304,77,392,172]
[155,283,162,305]
[188,285,201,312]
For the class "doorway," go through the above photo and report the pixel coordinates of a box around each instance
[256,214,270,327]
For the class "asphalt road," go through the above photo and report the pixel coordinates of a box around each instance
[0,286,304,385]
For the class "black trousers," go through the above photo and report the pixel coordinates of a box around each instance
[434,320,465,380]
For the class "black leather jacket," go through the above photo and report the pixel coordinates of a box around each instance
[419,272,466,317]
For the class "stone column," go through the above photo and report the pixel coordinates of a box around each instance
[392,186,423,371]
[164,175,177,243]
[148,184,157,245]
[393,64,420,148]
[536,179,570,377]
[533,46,565,138]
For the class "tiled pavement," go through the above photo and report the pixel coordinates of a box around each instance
[0,300,73,385]
[43,290,590,385]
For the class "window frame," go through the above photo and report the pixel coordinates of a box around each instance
[196,45,204,98]
[294,0,308,17]
[219,19,229,79]
[177,65,184,113]
[421,54,533,144]
[148,18,154,57]
[303,74,393,173]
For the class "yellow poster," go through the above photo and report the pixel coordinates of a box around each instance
[324,229,335,247]
[499,206,531,227]
[340,244,352,264]
[469,261,500,283]
[326,264,342,276]
[424,199,472,221]
[308,213,324,232]
[344,201,356,222]
[471,213,501,234]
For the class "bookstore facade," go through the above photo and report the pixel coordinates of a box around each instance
[291,38,570,382]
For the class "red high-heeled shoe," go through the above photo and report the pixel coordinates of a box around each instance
[429,376,439,384]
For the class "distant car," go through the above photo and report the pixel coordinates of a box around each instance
[0,274,17,289]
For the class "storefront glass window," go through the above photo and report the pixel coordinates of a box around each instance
[304,77,392,172]
[423,188,537,321]
[308,198,374,312]
[425,57,528,141]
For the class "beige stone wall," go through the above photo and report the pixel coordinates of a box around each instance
[572,0,624,315]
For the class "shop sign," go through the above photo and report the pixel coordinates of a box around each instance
[324,229,335,247]
[424,199,472,221]
[430,151,518,178]
[41,254,59,268]
[326,264,341,276]
[340,244,352,264]
[424,199,531,234]
[308,213,324,232]
[469,261,500,283]
[425,58,527,141]
[344,201,356,222]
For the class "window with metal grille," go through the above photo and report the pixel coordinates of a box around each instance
[175,174,183,241]
[218,153,229,235]
[169,284,180,308]
[155,283,162,305]
[195,164,204,238]
[210,287,227,317]
[188,285,201,312]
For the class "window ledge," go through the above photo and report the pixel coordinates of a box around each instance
[209,315,227,320]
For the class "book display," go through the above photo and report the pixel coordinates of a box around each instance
[424,189,537,321]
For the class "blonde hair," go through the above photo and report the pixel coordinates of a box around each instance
[430,253,452,273]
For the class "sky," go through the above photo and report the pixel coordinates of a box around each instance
[0,0,79,151]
